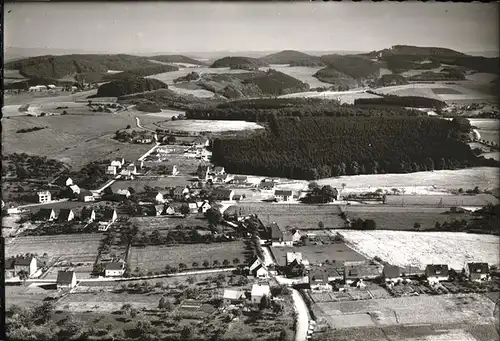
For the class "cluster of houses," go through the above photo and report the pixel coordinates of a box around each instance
[222,283,272,306]
[53,176,95,202]
[28,84,57,92]
[33,207,117,231]
[106,157,145,179]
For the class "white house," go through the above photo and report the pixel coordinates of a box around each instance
[308,267,331,291]
[291,230,302,243]
[126,163,138,174]
[120,169,134,180]
[274,190,293,202]
[81,207,96,223]
[115,189,131,198]
[69,185,81,195]
[249,258,264,272]
[57,209,75,222]
[149,192,165,204]
[111,158,125,168]
[286,252,303,266]
[56,271,77,289]
[106,165,117,176]
[197,201,211,213]
[105,262,125,277]
[5,256,38,278]
[37,191,51,203]
[223,288,245,306]
[251,263,269,279]
[425,264,450,284]
[55,176,74,187]
[251,283,271,304]
[465,263,490,282]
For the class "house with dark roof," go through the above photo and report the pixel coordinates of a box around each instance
[81,207,96,223]
[5,256,37,278]
[274,190,293,202]
[54,176,73,187]
[425,264,450,283]
[212,188,234,201]
[231,175,248,185]
[308,267,331,291]
[58,208,75,222]
[35,208,56,221]
[212,166,225,176]
[251,263,269,279]
[102,209,118,223]
[171,186,190,200]
[57,271,77,289]
[105,262,125,277]
[165,165,179,176]
[465,262,490,281]
[268,223,283,243]
[345,262,383,285]
[258,180,276,191]
[69,185,80,195]
[382,265,402,283]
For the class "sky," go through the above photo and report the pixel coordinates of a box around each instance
[4,2,499,54]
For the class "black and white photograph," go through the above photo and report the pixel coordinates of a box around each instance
[2,2,500,341]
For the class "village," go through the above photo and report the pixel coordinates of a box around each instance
[3,130,500,341]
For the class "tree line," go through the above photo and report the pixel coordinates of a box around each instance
[210,116,497,180]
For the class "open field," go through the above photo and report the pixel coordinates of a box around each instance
[56,291,161,312]
[337,230,500,270]
[146,66,252,85]
[130,215,209,231]
[110,176,195,193]
[227,202,345,229]
[5,234,103,263]
[154,119,264,132]
[344,206,475,230]
[318,323,500,341]
[3,89,99,106]
[315,294,496,329]
[127,241,248,273]
[271,243,366,266]
[384,194,499,207]
[2,113,155,170]
[6,285,51,309]
[169,85,216,98]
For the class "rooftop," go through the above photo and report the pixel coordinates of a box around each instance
[251,283,270,297]
[57,270,75,284]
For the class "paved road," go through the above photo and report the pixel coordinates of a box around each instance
[292,289,310,341]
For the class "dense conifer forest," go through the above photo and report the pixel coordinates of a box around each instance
[211,115,497,180]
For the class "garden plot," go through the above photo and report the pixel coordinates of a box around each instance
[315,294,496,329]
[337,230,500,270]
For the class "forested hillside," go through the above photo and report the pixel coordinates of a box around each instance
[148,55,206,65]
[211,116,495,180]
[210,56,268,70]
[4,54,158,79]
[102,65,179,81]
[92,77,168,97]
[186,98,424,121]
[118,89,223,110]
[260,50,325,67]
[312,54,380,86]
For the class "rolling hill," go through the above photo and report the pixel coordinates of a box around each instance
[259,50,325,67]
[210,56,268,70]
[91,77,168,98]
[4,54,159,80]
[148,55,207,65]
[102,64,179,81]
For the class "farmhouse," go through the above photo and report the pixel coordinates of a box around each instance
[188,203,198,213]
[274,190,293,202]
[106,165,118,175]
[147,192,166,204]
[57,208,75,222]
[466,262,490,282]
[164,205,176,215]
[54,176,73,187]
[213,174,231,184]
[81,207,96,223]
[291,229,302,243]
[110,158,125,168]
[249,257,264,272]
[35,208,56,221]
[212,166,225,176]
[251,263,269,279]
[172,186,190,200]
[120,169,135,180]
[382,265,403,284]
[273,230,294,247]
[286,252,304,266]
[268,222,283,243]
[223,289,246,306]
[322,265,344,281]
[259,180,276,191]
[104,262,125,277]
[69,184,81,195]
[212,188,235,201]
[102,209,118,223]
[251,283,271,304]
[425,264,450,283]
[344,263,382,285]
[115,189,131,198]
[37,191,51,203]
[309,267,331,291]
[5,256,38,278]
[78,190,95,202]
[57,271,77,289]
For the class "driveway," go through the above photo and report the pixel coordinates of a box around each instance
[292,289,310,341]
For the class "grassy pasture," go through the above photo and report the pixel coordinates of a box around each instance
[130,215,209,232]
[127,241,248,273]
[2,113,156,170]
[384,194,498,207]
[154,119,264,133]
[5,234,103,263]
